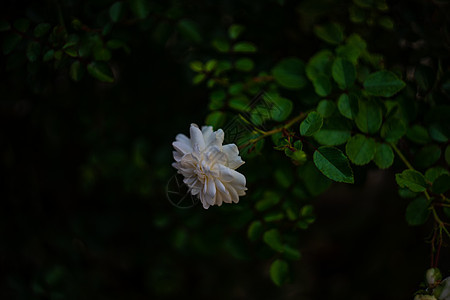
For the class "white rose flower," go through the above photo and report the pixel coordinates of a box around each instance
[172,123,247,209]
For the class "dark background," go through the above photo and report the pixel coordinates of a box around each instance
[0,0,448,299]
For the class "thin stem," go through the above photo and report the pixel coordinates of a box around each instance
[389,142,415,170]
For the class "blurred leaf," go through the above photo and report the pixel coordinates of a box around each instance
[13,18,30,32]
[212,38,230,52]
[232,42,257,52]
[413,145,441,169]
[432,174,450,194]
[264,211,285,222]
[414,65,435,92]
[396,170,427,192]
[130,0,150,19]
[406,125,431,144]
[381,117,407,142]
[425,167,449,183]
[428,123,448,143]
[312,74,331,96]
[299,161,332,196]
[270,259,289,286]
[336,34,367,64]
[405,196,430,226]
[332,58,356,89]
[106,39,130,53]
[263,229,284,252]
[306,50,333,80]
[0,20,10,31]
[272,58,306,90]
[337,93,358,119]
[70,61,83,82]
[313,146,354,183]
[446,146,450,165]
[247,220,264,241]
[317,99,336,118]
[189,61,203,72]
[270,96,293,122]
[355,99,382,134]
[109,2,124,22]
[300,111,323,136]
[3,33,22,55]
[34,23,51,37]
[87,61,114,83]
[255,191,281,211]
[205,111,226,129]
[373,143,394,169]
[26,42,41,62]
[43,49,54,62]
[192,73,205,84]
[283,245,301,260]
[378,17,394,30]
[177,19,202,43]
[346,134,376,165]
[235,58,254,71]
[363,71,406,97]
[314,22,344,44]
[314,117,351,146]
[229,24,245,39]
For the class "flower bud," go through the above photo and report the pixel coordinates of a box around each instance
[427,268,442,286]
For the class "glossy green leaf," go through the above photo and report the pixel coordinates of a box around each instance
[337,93,358,119]
[381,117,407,142]
[346,134,376,165]
[405,196,430,226]
[272,58,306,90]
[314,22,344,45]
[413,145,441,169]
[87,62,114,83]
[270,259,289,286]
[432,174,450,194]
[363,70,406,97]
[355,99,382,134]
[373,143,394,169]
[300,111,323,136]
[232,42,257,52]
[247,220,263,241]
[332,58,356,89]
[313,146,354,183]
[396,170,428,192]
[263,229,284,252]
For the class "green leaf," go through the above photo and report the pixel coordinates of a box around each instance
[314,22,344,45]
[87,62,114,83]
[314,117,352,146]
[283,245,301,260]
[205,111,226,129]
[373,143,394,169]
[355,99,382,134]
[269,95,293,122]
[232,42,257,52]
[189,61,203,72]
[70,61,83,82]
[413,145,441,169]
[312,74,331,96]
[205,60,217,72]
[406,125,430,144]
[396,170,428,192]
[306,50,333,80]
[235,58,254,71]
[177,19,202,43]
[336,34,367,64]
[317,99,336,118]
[381,117,407,142]
[345,134,376,165]
[428,123,448,143]
[446,146,450,165]
[34,23,51,38]
[129,0,150,19]
[228,24,245,39]
[264,211,285,222]
[109,2,124,22]
[405,196,430,226]
[255,191,281,211]
[3,33,22,55]
[263,229,284,252]
[337,93,358,120]
[192,73,205,84]
[432,174,450,194]
[332,58,356,89]
[93,46,111,61]
[212,38,230,52]
[26,42,41,62]
[425,167,449,183]
[300,111,323,136]
[270,259,289,286]
[299,162,332,196]
[415,65,435,92]
[363,70,406,97]
[43,49,54,62]
[272,58,307,90]
[313,146,354,183]
[247,221,263,241]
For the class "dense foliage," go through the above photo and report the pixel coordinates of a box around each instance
[1,0,450,299]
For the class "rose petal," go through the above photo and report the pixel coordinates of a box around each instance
[190,124,206,151]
